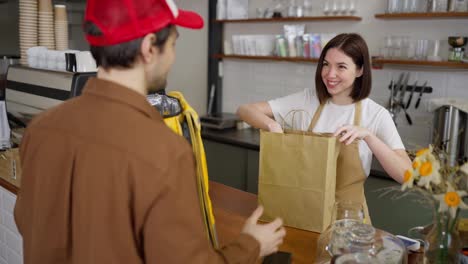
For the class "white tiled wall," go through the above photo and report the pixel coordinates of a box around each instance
[0,187,23,264]
[222,0,468,150]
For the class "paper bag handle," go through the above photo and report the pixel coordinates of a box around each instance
[281,109,312,133]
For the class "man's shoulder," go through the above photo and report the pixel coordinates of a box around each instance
[26,97,80,131]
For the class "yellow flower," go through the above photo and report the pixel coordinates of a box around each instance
[416,148,429,157]
[401,169,415,191]
[412,160,421,169]
[417,159,441,189]
[444,192,460,207]
[434,183,468,219]
[419,161,432,176]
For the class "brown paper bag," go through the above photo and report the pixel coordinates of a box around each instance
[258,130,340,232]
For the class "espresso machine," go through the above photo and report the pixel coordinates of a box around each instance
[5,65,95,125]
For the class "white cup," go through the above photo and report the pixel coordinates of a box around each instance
[75,51,97,72]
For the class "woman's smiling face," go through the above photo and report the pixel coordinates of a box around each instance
[321,48,363,103]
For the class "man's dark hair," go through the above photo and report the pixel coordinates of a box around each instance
[83,22,174,69]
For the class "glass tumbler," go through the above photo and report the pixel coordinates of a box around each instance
[415,39,429,60]
[331,200,365,223]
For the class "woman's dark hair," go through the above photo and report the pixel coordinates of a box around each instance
[83,22,174,69]
[315,33,372,104]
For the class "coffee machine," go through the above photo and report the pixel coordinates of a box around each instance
[433,105,468,166]
[5,65,95,125]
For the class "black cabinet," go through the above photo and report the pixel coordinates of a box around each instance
[204,139,259,194]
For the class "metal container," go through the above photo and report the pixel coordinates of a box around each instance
[433,105,468,166]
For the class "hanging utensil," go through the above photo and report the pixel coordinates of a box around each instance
[398,73,410,105]
[400,102,413,125]
[405,81,418,109]
[393,72,405,99]
[415,81,428,109]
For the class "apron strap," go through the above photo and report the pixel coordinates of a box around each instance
[308,104,325,131]
[307,100,363,131]
[353,101,362,127]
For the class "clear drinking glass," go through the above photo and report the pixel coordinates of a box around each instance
[415,39,429,60]
[340,0,348,15]
[417,0,429,12]
[387,0,400,13]
[324,0,331,15]
[409,0,419,12]
[385,36,394,58]
[401,36,410,58]
[331,201,365,223]
[332,0,340,15]
[401,0,411,12]
[392,36,403,59]
[348,0,357,14]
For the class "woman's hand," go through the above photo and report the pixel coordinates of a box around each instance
[333,125,372,145]
[267,122,284,133]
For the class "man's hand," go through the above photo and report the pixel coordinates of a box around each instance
[241,206,286,257]
[334,125,372,145]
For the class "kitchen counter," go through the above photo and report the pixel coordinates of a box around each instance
[202,127,260,151]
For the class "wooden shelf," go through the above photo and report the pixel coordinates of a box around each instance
[217,55,468,69]
[375,12,468,19]
[214,54,319,63]
[215,16,362,23]
[372,58,468,69]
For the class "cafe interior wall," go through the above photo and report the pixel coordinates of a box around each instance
[222,0,468,151]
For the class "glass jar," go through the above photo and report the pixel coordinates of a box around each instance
[424,210,462,263]
[316,214,407,263]
[429,0,448,12]
[387,0,401,13]
[333,252,380,263]
[449,47,465,61]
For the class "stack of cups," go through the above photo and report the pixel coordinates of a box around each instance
[38,0,55,50]
[18,0,38,65]
[54,5,68,50]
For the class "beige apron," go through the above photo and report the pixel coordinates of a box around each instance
[308,101,371,224]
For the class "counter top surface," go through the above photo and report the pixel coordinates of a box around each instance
[210,181,319,263]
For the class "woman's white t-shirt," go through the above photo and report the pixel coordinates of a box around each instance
[268,88,405,176]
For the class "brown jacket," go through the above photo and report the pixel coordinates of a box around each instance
[14,78,259,264]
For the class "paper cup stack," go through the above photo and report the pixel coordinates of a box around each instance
[38,0,55,50]
[54,5,68,50]
[19,0,38,65]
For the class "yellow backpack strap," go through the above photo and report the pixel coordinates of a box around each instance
[167,91,219,248]
[163,116,183,135]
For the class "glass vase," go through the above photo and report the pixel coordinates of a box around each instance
[424,209,462,263]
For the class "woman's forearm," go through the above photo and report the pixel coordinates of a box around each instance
[237,104,279,131]
[364,133,412,183]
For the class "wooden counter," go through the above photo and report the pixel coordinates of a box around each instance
[210,180,320,263]
[210,181,424,264]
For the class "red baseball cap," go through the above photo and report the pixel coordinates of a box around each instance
[84,0,204,46]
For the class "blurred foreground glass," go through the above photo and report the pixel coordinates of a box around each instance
[331,201,365,223]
